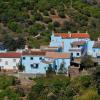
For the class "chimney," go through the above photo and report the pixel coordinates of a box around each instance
[68,31,71,34]
[77,30,80,34]
[68,31,71,37]
[25,45,28,50]
[86,31,88,34]
[97,37,100,41]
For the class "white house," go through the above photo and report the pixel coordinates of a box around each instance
[0,52,21,71]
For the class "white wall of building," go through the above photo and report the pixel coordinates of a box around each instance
[0,58,20,70]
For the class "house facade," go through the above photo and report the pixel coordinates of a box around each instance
[50,31,90,58]
[0,52,21,71]
[21,50,70,74]
[92,41,100,58]
[21,51,48,74]
[45,52,70,72]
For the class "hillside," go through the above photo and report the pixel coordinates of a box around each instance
[0,0,100,48]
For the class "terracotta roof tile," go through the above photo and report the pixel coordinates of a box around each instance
[0,52,21,58]
[22,51,46,56]
[60,33,71,38]
[54,32,90,38]
[71,33,90,38]
[46,52,70,59]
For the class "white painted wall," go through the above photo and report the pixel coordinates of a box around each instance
[0,58,20,70]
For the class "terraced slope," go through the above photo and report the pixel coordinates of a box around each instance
[0,0,100,48]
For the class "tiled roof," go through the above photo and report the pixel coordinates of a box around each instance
[60,33,71,38]
[46,52,70,59]
[93,41,100,48]
[22,51,46,56]
[54,32,90,38]
[0,52,21,58]
[71,33,90,38]
[71,41,86,46]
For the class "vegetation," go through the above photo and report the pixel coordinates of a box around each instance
[0,75,20,100]
[81,55,94,70]
[28,74,100,100]
[0,0,100,50]
[0,65,100,100]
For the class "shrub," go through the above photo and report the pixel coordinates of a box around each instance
[35,13,43,21]
[43,17,52,23]
[50,9,55,15]
[53,21,60,27]
[58,11,65,18]
[79,75,92,88]
[43,10,49,16]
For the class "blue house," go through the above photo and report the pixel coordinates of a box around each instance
[87,41,94,56]
[92,41,100,58]
[45,52,70,73]
[69,41,87,58]
[21,51,48,74]
[50,31,90,58]
[21,50,70,74]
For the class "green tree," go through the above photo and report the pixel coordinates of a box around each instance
[7,21,22,32]
[16,36,26,49]
[58,61,67,74]
[81,55,94,70]
[17,63,25,72]
[3,34,17,51]
[46,64,56,77]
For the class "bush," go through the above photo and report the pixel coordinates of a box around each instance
[58,11,66,18]
[43,10,49,16]
[50,9,55,15]
[35,13,43,21]
[0,75,16,89]
[79,75,92,88]
[53,21,60,27]
[43,17,52,23]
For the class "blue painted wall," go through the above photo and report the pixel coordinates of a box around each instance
[21,55,48,74]
[92,48,100,58]
[21,55,70,74]
[87,41,94,56]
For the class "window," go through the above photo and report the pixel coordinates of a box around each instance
[77,53,80,56]
[30,64,39,68]
[30,64,33,68]
[23,57,25,60]
[5,61,8,65]
[36,64,38,68]
[30,57,33,60]
[78,45,80,48]
[39,57,42,60]
[13,59,16,62]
